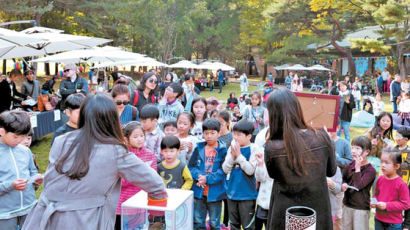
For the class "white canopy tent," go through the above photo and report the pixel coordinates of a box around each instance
[274,64,292,70]
[0,28,44,59]
[21,26,64,34]
[169,60,200,69]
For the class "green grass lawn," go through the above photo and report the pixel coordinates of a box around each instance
[30,82,394,229]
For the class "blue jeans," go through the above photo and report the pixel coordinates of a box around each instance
[337,120,351,143]
[355,100,360,110]
[219,81,223,93]
[393,100,398,113]
[194,197,222,230]
[374,217,402,230]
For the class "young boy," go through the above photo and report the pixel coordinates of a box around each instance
[157,136,193,190]
[188,118,227,230]
[163,120,178,136]
[222,119,261,230]
[0,111,43,229]
[158,83,184,125]
[342,136,376,230]
[396,126,410,184]
[140,104,164,162]
[51,93,85,145]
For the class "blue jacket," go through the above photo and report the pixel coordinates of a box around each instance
[188,140,227,202]
[0,142,38,219]
[218,71,224,82]
[377,76,383,87]
[392,81,401,101]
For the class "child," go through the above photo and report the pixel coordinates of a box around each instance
[226,92,238,110]
[232,104,242,123]
[352,84,362,111]
[163,120,178,136]
[0,111,43,229]
[140,104,164,162]
[115,121,157,230]
[157,136,193,190]
[342,136,376,230]
[158,83,184,125]
[222,120,262,230]
[326,167,343,229]
[182,74,197,112]
[51,93,85,145]
[191,97,207,140]
[398,91,410,125]
[363,98,373,114]
[372,148,410,229]
[176,112,198,164]
[209,109,218,118]
[188,118,227,230]
[396,126,410,184]
[254,127,273,230]
[216,110,233,148]
[373,93,385,117]
[21,128,39,171]
[242,91,267,142]
[262,82,272,106]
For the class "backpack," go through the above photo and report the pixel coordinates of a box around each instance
[132,90,155,107]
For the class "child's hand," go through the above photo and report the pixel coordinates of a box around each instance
[34,177,43,185]
[198,175,207,185]
[13,179,28,191]
[186,142,193,153]
[341,183,348,192]
[370,203,376,208]
[255,153,264,166]
[354,156,363,171]
[326,178,335,189]
[376,202,387,210]
[231,141,240,159]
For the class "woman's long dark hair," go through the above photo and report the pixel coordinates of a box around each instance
[138,72,159,93]
[266,86,331,176]
[55,93,127,180]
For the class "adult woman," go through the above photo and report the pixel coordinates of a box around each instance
[21,69,41,108]
[22,93,166,230]
[366,112,394,161]
[159,73,173,97]
[130,72,158,111]
[111,84,139,124]
[264,87,336,230]
[290,74,303,92]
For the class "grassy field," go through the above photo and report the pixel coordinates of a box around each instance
[30,81,394,229]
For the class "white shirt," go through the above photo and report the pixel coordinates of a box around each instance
[382,71,389,81]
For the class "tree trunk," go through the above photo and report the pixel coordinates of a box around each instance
[330,40,356,76]
[3,60,6,74]
[396,44,407,78]
[262,63,267,81]
[55,63,59,75]
[45,63,50,75]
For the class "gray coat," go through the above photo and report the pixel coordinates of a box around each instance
[21,80,41,101]
[22,130,167,230]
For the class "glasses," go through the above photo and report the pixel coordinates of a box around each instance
[63,69,71,73]
[148,78,157,84]
[115,100,129,105]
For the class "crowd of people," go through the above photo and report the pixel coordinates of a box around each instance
[0,63,409,230]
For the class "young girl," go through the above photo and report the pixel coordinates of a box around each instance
[367,112,395,158]
[226,92,238,110]
[372,149,410,229]
[216,110,233,148]
[363,98,374,114]
[232,104,243,123]
[243,91,267,142]
[183,74,197,112]
[352,84,362,110]
[176,112,198,164]
[191,98,207,140]
[398,91,410,125]
[115,121,157,230]
[373,93,385,117]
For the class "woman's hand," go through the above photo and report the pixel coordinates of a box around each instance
[255,153,264,166]
[327,178,335,189]
[341,183,348,192]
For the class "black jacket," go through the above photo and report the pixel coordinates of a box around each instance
[0,80,26,113]
[265,129,337,230]
[340,93,355,122]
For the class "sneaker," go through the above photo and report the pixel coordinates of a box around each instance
[220,224,230,230]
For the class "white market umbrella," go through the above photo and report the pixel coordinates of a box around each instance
[169,60,200,69]
[0,28,45,59]
[306,64,331,71]
[31,47,130,63]
[92,58,168,69]
[285,64,309,71]
[0,30,111,59]
[274,64,292,70]
[21,26,64,34]
[198,61,235,71]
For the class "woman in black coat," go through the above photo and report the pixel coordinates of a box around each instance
[264,87,337,230]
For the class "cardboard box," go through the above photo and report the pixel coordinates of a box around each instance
[294,92,340,132]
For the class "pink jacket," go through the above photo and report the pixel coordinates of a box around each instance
[116,147,157,215]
